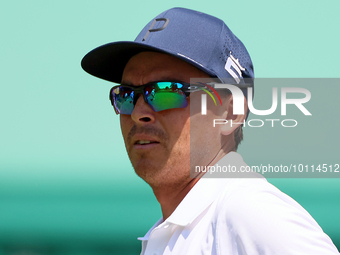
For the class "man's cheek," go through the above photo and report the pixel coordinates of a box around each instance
[119,116,131,137]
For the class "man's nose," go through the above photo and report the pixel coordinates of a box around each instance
[130,94,156,124]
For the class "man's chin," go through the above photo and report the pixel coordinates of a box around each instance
[132,161,174,187]
[132,160,161,179]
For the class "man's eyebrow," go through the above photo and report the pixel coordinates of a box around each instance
[120,77,181,86]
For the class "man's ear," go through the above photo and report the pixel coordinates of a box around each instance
[220,94,247,136]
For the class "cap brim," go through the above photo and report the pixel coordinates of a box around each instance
[81,41,216,84]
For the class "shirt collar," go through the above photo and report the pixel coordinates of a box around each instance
[137,218,163,241]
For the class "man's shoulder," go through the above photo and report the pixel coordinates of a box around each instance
[214,177,310,226]
[216,177,301,213]
[210,178,339,254]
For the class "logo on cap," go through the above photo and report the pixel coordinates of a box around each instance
[225,52,245,84]
[142,18,170,41]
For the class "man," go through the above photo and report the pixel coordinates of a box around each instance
[81,7,339,255]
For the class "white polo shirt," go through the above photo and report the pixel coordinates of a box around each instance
[138,152,339,255]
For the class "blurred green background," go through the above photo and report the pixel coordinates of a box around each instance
[0,1,339,254]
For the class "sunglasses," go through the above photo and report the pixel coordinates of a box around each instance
[109,81,252,115]
[109,81,204,115]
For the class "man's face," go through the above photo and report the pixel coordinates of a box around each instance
[120,52,227,188]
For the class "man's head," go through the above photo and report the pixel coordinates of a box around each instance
[118,51,246,187]
[81,7,253,186]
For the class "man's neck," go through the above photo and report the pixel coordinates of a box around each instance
[152,152,231,220]
[151,142,235,221]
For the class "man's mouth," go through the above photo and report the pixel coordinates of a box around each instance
[133,140,160,150]
[130,132,162,150]
[135,140,159,145]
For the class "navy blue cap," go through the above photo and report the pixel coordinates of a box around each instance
[81,7,254,87]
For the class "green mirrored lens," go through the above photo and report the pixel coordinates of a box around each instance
[146,82,187,112]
